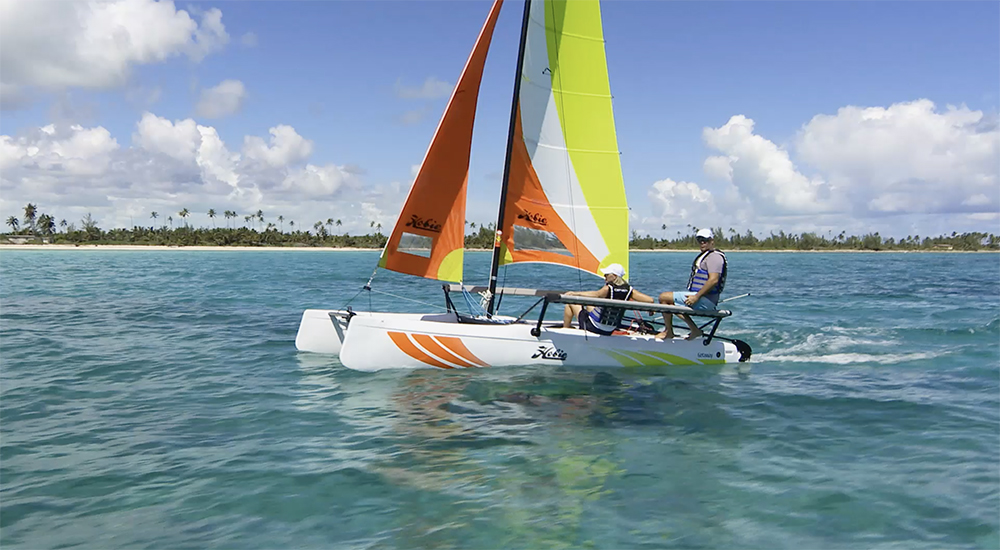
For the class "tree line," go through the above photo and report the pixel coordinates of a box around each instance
[628,225,999,251]
[4,204,998,251]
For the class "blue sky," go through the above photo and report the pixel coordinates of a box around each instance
[1,0,997,239]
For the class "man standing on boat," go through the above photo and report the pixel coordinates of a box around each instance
[656,228,727,340]
[562,263,655,335]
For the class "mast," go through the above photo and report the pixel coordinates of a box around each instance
[487,0,532,315]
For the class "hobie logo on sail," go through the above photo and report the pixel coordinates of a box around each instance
[531,345,566,361]
[405,215,442,233]
[517,211,547,226]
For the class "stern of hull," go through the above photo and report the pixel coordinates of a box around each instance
[294,309,350,355]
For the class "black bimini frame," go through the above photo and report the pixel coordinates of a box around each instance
[444,284,734,345]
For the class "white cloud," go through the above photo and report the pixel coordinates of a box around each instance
[195,126,240,192]
[125,85,162,107]
[795,99,999,215]
[134,112,200,163]
[0,115,391,232]
[0,124,119,176]
[394,77,452,100]
[196,79,246,119]
[703,115,831,214]
[282,164,352,196]
[639,99,1000,238]
[240,32,258,48]
[242,125,313,168]
[397,107,430,126]
[0,0,228,106]
[703,155,734,183]
[647,178,717,223]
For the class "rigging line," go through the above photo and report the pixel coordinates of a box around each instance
[496,264,509,314]
[339,286,366,310]
[543,0,584,293]
[368,288,451,312]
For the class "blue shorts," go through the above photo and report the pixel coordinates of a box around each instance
[672,292,717,311]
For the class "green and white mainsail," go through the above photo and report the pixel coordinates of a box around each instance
[496,0,630,279]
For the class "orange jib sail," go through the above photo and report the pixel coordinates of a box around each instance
[378,0,504,283]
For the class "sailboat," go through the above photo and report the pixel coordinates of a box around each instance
[295,0,752,371]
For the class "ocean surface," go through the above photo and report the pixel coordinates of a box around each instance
[1,250,997,549]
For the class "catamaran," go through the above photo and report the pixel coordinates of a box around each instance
[295,0,752,371]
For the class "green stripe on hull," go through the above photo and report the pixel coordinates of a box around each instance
[599,349,643,367]
[601,348,725,367]
[622,350,698,366]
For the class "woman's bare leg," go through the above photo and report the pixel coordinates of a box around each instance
[563,304,582,328]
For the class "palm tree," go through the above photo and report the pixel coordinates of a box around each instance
[59,219,67,233]
[150,211,159,228]
[376,223,382,234]
[36,214,55,236]
[244,215,252,228]
[168,216,173,229]
[207,209,217,228]
[256,210,264,231]
[179,208,190,227]
[277,215,284,233]
[23,203,37,233]
[326,218,334,234]
[289,220,295,232]
[335,219,342,229]
[6,216,18,234]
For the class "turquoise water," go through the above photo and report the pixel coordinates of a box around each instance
[1,250,997,549]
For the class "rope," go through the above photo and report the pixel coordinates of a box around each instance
[367,288,451,312]
[462,287,490,317]
[495,264,508,314]
[340,286,366,310]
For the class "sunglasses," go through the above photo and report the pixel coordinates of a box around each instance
[696,237,710,243]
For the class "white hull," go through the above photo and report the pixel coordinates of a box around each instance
[296,309,748,372]
[295,309,350,355]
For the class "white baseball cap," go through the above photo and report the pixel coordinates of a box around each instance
[599,263,625,277]
[696,228,713,239]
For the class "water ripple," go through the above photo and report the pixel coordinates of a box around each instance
[1,251,997,549]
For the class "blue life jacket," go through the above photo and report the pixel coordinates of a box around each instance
[588,281,633,333]
[687,249,727,295]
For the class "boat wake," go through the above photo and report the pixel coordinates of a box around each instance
[756,350,945,365]
[753,327,950,365]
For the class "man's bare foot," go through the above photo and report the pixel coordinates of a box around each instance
[655,331,675,340]
[684,331,703,341]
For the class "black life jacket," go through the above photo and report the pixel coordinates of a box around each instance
[590,281,633,332]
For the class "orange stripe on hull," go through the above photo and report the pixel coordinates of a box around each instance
[436,336,490,367]
[387,332,453,369]
[412,334,475,368]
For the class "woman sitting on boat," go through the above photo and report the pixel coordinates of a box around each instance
[561,263,655,335]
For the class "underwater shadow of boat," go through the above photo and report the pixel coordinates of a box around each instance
[393,366,750,438]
